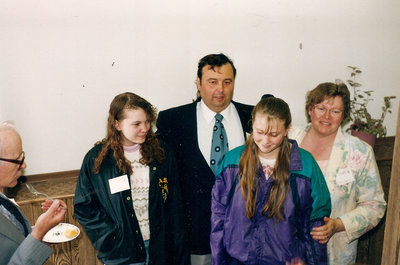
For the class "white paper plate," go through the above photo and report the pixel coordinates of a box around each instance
[42,223,80,243]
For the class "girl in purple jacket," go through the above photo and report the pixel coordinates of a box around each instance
[210,97,331,265]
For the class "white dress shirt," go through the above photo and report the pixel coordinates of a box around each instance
[197,100,245,166]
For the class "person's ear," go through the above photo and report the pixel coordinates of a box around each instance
[284,128,289,137]
[307,107,313,117]
[196,77,201,90]
[115,120,121,131]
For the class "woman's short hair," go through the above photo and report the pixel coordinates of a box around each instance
[305,82,351,125]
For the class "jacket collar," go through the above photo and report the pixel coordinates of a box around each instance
[0,209,26,243]
[289,139,302,171]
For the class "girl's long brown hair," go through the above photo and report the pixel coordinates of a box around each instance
[93,92,165,175]
[238,97,292,221]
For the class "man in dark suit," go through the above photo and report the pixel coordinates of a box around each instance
[157,53,253,265]
[0,122,67,265]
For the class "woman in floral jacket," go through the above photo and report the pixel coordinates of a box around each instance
[289,82,386,265]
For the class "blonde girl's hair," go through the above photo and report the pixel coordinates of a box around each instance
[93,92,165,175]
[238,97,292,221]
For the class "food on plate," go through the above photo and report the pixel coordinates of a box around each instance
[64,228,79,239]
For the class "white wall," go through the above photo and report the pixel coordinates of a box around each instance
[1,0,399,175]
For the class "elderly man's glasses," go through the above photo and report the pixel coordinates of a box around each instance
[0,151,25,169]
[313,105,343,119]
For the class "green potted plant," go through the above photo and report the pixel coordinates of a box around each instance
[344,66,396,147]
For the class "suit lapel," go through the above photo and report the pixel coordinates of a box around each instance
[232,101,252,139]
[182,101,212,169]
[183,101,199,146]
[0,213,26,244]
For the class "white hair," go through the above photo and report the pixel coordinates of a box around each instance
[0,120,16,128]
[0,120,16,131]
[0,121,18,156]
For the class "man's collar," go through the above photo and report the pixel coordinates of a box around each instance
[198,100,233,123]
[0,192,19,206]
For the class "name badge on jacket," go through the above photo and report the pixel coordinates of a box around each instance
[336,167,355,186]
[108,175,130,194]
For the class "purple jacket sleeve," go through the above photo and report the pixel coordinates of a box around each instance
[210,172,230,265]
[306,219,328,265]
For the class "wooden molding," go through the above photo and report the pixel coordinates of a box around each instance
[21,169,80,183]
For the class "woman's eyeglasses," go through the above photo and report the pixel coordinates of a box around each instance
[0,151,25,169]
[313,105,343,119]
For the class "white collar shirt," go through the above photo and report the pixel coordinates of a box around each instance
[197,100,245,166]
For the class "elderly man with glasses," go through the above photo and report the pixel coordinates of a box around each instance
[0,122,67,265]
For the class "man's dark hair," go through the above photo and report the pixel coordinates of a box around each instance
[197,53,236,80]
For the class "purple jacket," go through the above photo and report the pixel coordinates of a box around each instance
[210,141,331,265]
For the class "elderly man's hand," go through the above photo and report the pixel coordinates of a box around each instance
[41,199,56,210]
[31,199,67,241]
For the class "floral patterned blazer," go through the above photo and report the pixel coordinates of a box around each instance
[289,124,386,265]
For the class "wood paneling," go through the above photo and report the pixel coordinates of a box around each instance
[381,104,400,265]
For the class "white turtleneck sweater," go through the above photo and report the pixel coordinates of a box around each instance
[123,144,150,241]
